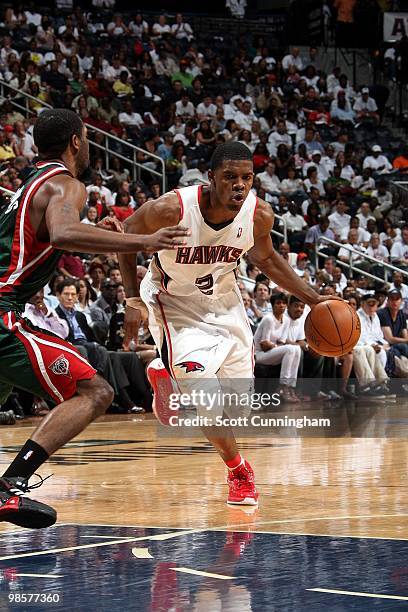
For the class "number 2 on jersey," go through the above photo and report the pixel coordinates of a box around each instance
[195,274,214,295]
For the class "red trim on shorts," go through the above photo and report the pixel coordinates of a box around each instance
[156,292,177,381]
[198,184,203,203]
[173,189,184,222]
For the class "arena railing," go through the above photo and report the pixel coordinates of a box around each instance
[0,81,166,193]
[316,235,408,283]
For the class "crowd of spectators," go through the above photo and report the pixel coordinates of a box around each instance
[1,6,408,420]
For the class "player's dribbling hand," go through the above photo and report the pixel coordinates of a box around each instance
[96,217,124,233]
[143,225,190,253]
[312,294,343,307]
[122,297,148,351]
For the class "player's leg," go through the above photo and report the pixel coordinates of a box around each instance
[0,317,114,528]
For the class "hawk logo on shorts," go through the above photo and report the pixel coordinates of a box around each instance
[176,361,205,373]
[49,354,72,379]
[237,227,242,238]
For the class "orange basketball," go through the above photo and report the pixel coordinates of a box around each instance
[304,300,361,357]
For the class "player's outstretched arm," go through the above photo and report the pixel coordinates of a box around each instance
[250,199,340,307]
[44,175,188,255]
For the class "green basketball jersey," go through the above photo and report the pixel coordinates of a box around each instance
[0,161,72,312]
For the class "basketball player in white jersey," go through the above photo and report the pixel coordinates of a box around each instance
[118,142,336,505]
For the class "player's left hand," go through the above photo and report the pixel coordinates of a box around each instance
[96,217,124,233]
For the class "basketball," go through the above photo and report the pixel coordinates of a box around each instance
[305,300,361,357]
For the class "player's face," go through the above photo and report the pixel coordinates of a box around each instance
[210,160,254,212]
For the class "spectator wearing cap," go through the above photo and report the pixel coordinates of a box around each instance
[303,150,330,181]
[293,253,310,282]
[378,290,408,362]
[353,294,390,396]
[353,87,380,124]
[363,145,393,174]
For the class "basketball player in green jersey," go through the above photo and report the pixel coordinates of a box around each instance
[0,109,189,528]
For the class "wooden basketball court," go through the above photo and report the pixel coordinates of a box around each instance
[0,401,407,610]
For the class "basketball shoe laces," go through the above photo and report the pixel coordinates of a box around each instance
[0,473,52,498]
[229,463,254,495]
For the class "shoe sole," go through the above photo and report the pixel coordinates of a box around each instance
[147,363,177,426]
[0,497,57,529]
[227,498,259,506]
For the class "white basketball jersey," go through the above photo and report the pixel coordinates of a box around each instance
[149,185,258,299]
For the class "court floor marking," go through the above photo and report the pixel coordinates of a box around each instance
[307,588,408,601]
[14,574,64,579]
[1,514,408,562]
[170,568,234,580]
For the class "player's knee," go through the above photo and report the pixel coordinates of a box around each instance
[93,378,114,414]
[77,375,114,415]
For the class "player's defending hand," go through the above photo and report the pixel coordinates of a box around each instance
[96,217,124,233]
[143,225,190,253]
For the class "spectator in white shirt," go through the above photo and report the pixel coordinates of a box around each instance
[267,119,292,156]
[328,199,351,238]
[303,166,325,196]
[282,200,308,232]
[118,100,144,129]
[390,226,408,268]
[282,47,303,72]
[366,233,390,277]
[356,201,376,229]
[81,206,98,226]
[338,228,368,265]
[371,179,393,214]
[351,167,375,194]
[234,101,257,131]
[257,161,281,196]
[175,92,195,120]
[327,66,341,95]
[353,88,380,124]
[196,95,217,121]
[129,13,149,37]
[152,15,171,39]
[389,271,408,300]
[86,174,114,207]
[303,150,329,181]
[171,13,194,41]
[353,295,389,393]
[254,292,301,401]
[339,216,370,244]
[363,145,393,174]
[103,56,131,82]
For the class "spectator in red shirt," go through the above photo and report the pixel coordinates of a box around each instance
[58,253,86,279]
[111,192,134,221]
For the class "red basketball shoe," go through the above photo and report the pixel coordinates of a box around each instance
[147,358,178,426]
[227,460,259,505]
